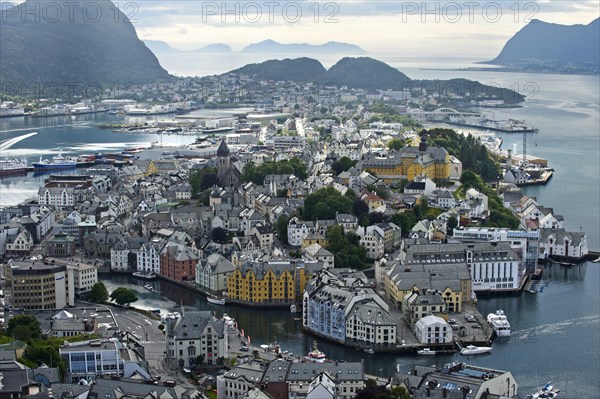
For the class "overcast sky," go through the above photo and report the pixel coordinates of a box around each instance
[5,0,599,58]
[127,0,599,57]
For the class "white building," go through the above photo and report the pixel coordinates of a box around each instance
[110,240,130,271]
[287,217,315,247]
[166,311,228,368]
[346,300,397,346]
[137,240,164,274]
[539,228,588,260]
[286,362,364,399]
[60,338,150,383]
[403,242,522,292]
[217,362,264,399]
[38,187,75,207]
[414,315,452,344]
[195,253,235,293]
[357,230,385,260]
[303,243,335,268]
[69,263,98,298]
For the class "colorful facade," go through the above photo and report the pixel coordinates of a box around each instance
[360,140,450,183]
[227,260,322,305]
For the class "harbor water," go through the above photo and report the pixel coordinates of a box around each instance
[103,262,599,397]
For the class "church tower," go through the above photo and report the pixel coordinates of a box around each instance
[216,140,231,180]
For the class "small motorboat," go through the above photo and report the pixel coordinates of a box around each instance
[525,382,560,399]
[364,348,375,354]
[207,295,226,305]
[460,345,492,355]
[143,284,153,291]
[417,348,436,355]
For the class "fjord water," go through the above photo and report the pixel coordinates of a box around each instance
[1,63,599,396]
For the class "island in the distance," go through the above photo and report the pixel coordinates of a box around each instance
[143,39,366,55]
[225,57,525,103]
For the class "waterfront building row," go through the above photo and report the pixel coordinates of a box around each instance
[302,269,397,347]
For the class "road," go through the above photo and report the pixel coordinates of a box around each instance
[112,309,173,380]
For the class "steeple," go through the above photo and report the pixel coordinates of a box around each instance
[217,140,230,157]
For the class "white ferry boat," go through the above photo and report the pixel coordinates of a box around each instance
[487,310,511,337]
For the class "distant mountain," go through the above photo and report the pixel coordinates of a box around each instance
[144,40,183,54]
[144,40,233,54]
[231,58,328,82]
[0,0,170,87]
[229,57,410,90]
[326,57,411,90]
[486,18,600,71]
[241,40,365,54]
[195,44,233,53]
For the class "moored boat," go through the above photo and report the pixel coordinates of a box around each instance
[32,152,77,170]
[132,272,156,280]
[487,309,511,337]
[459,345,492,355]
[305,341,326,362]
[143,284,153,291]
[364,348,375,354]
[0,159,28,176]
[207,295,226,305]
[417,348,436,355]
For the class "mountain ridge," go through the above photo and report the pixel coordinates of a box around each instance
[228,57,409,90]
[484,18,599,72]
[0,0,170,87]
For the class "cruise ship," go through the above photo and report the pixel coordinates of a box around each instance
[32,153,77,170]
[0,159,28,175]
[124,104,177,115]
[448,116,539,133]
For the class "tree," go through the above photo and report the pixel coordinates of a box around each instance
[303,187,353,221]
[447,216,458,234]
[88,282,109,303]
[352,198,369,221]
[242,159,308,185]
[387,138,406,151]
[110,287,138,306]
[327,225,368,269]
[7,315,41,342]
[211,227,229,243]
[276,215,290,244]
[189,168,218,198]
[331,157,357,175]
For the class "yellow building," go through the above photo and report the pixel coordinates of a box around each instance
[384,262,471,313]
[361,138,450,183]
[301,231,329,250]
[227,260,322,305]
